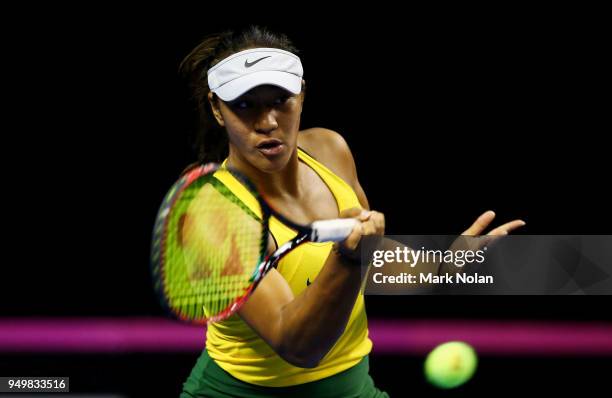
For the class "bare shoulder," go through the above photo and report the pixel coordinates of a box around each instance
[298,128,356,185]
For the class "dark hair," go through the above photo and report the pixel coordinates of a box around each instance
[179,26,299,163]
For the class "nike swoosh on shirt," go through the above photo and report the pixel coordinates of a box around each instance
[244,56,271,68]
[306,277,312,286]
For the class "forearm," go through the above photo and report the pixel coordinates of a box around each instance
[276,249,363,367]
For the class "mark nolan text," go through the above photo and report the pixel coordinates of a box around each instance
[372,272,494,284]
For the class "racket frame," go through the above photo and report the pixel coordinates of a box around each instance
[152,163,354,324]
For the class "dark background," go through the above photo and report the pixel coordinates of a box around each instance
[2,5,610,396]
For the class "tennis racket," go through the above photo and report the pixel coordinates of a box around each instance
[151,163,357,324]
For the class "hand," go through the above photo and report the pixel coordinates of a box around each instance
[461,210,525,248]
[462,210,526,236]
[337,207,385,256]
[443,211,526,273]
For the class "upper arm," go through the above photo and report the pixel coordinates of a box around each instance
[299,128,370,210]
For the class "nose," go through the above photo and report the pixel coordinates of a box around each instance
[254,109,278,135]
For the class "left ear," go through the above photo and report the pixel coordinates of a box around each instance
[208,91,225,126]
[299,79,306,110]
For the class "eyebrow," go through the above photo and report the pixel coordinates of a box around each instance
[233,90,292,102]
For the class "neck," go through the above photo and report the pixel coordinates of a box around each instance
[226,147,301,198]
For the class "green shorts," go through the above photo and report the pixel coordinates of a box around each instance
[180,350,389,398]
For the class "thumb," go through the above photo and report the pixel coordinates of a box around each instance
[339,207,370,221]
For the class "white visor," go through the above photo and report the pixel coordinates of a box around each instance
[207,48,303,101]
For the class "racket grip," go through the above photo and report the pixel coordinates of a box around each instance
[310,218,358,242]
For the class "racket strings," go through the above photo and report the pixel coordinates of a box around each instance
[164,176,265,321]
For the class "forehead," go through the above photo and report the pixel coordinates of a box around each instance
[235,85,292,99]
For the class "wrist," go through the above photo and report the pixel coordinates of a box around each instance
[332,242,361,265]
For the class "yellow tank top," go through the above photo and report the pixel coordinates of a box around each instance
[205,148,372,387]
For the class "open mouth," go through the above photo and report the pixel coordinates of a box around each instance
[256,139,284,156]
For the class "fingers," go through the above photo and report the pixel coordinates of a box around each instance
[369,211,385,235]
[358,211,384,235]
[463,210,496,236]
[340,209,385,251]
[486,219,526,236]
[361,215,377,236]
[343,222,364,251]
[463,211,526,236]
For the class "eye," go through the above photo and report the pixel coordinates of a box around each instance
[229,99,251,110]
[273,95,290,106]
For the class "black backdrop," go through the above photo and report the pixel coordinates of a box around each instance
[2,6,611,396]
[4,7,611,321]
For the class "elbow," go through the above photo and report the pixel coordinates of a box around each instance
[273,325,347,368]
[276,346,325,369]
[284,356,321,369]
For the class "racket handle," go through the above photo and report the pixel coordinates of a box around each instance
[310,218,358,242]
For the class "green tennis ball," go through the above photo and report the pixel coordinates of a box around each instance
[424,341,478,389]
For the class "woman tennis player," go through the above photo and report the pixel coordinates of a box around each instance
[177,26,525,397]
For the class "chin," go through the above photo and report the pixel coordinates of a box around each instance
[254,152,291,173]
